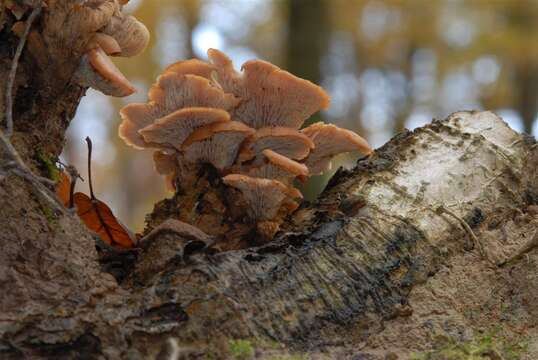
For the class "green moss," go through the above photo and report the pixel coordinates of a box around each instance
[40,203,58,227]
[410,332,528,360]
[229,339,255,360]
[37,152,60,181]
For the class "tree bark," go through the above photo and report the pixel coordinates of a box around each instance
[1,3,538,360]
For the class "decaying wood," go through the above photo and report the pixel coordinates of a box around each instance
[1,110,537,359]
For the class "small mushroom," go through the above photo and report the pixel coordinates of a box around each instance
[238,127,314,164]
[148,73,239,112]
[87,33,122,55]
[246,149,309,183]
[101,14,150,57]
[141,219,211,245]
[163,59,215,79]
[222,174,301,221]
[119,75,238,150]
[139,107,231,150]
[119,103,162,149]
[182,121,255,170]
[207,48,330,129]
[301,122,372,175]
[75,46,136,97]
[72,2,149,96]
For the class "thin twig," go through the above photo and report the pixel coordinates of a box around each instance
[5,5,42,137]
[435,205,490,263]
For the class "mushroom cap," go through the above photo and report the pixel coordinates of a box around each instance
[77,46,136,97]
[246,149,309,182]
[182,122,255,170]
[148,73,239,112]
[139,107,231,150]
[87,33,121,55]
[120,73,238,149]
[102,14,150,57]
[223,174,299,220]
[207,48,330,129]
[182,121,255,148]
[119,103,161,149]
[142,219,211,244]
[238,126,315,163]
[164,59,215,79]
[301,122,372,175]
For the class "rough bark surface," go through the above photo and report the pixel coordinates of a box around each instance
[2,109,538,359]
[1,3,538,360]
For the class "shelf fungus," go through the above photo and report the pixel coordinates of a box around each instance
[120,49,372,250]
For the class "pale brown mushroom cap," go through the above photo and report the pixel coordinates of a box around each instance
[182,122,255,170]
[247,149,309,182]
[222,174,297,220]
[76,46,136,97]
[120,72,238,149]
[87,33,121,55]
[301,122,372,175]
[139,107,231,150]
[119,103,161,149]
[164,59,215,79]
[148,73,239,112]
[238,127,315,163]
[102,14,150,57]
[207,48,330,129]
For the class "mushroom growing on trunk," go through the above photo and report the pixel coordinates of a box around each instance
[119,49,372,249]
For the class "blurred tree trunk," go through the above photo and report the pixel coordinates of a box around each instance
[515,62,538,134]
[286,0,328,127]
[286,0,329,200]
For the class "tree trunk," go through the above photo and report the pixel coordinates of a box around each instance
[1,3,538,360]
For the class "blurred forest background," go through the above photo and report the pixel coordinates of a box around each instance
[61,0,538,232]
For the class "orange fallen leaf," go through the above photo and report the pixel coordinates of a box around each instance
[56,171,71,207]
[54,138,137,249]
[73,192,135,248]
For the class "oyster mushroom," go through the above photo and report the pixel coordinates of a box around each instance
[223,174,301,221]
[163,59,215,78]
[139,107,231,150]
[246,149,309,183]
[87,33,122,55]
[75,46,136,97]
[74,3,149,97]
[119,74,238,149]
[119,103,161,149]
[207,48,330,129]
[101,14,150,57]
[148,73,239,110]
[301,122,372,175]
[182,121,255,170]
[238,126,314,164]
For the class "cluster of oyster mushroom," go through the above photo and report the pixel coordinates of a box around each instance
[119,49,371,246]
[74,0,150,97]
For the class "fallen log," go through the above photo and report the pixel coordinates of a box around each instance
[1,110,537,359]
